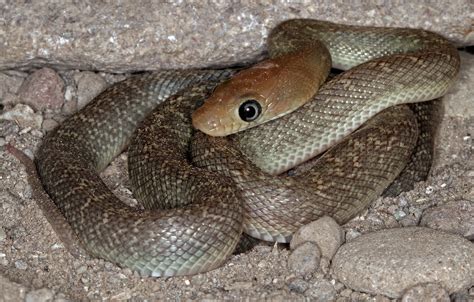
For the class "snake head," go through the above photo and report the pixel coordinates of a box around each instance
[192,48,326,137]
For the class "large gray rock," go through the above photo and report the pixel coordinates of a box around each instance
[1,2,472,73]
[331,227,474,298]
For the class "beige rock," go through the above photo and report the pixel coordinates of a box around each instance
[1,2,472,73]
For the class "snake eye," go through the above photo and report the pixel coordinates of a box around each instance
[238,100,262,122]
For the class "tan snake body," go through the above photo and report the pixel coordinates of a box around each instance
[35,20,460,276]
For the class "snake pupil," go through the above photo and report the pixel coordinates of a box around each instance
[238,100,262,122]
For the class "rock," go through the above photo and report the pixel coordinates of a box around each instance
[17,68,64,111]
[401,283,450,302]
[332,227,474,298]
[41,118,59,132]
[25,288,55,302]
[290,216,344,260]
[344,229,361,242]
[1,3,472,73]
[287,278,309,293]
[305,279,337,301]
[287,241,321,276]
[14,259,28,270]
[0,104,43,129]
[420,199,474,239]
[74,71,108,109]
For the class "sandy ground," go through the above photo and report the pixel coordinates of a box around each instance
[0,51,473,301]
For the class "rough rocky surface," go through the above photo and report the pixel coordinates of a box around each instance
[332,227,474,298]
[0,5,473,301]
[1,2,473,73]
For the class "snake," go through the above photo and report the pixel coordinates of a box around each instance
[35,19,460,277]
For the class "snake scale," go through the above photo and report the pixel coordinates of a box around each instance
[35,20,460,277]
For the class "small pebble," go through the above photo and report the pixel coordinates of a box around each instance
[344,229,361,241]
[76,265,87,274]
[401,283,450,302]
[62,100,77,115]
[290,216,344,260]
[42,118,59,132]
[393,209,407,220]
[287,278,309,293]
[18,67,65,111]
[25,288,55,302]
[287,241,321,276]
[15,260,28,270]
[74,71,108,109]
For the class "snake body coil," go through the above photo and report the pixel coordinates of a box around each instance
[36,20,459,276]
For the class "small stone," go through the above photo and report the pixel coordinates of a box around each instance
[420,199,474,239]
[25,288,55,302]
[15,260,28,270]
[0,104,43,129]
[287,278,309,293]
[76,265,87,274]
[287,241,321,276]
[74,71,108,109]
[50,243,63,250]
[18,67,65,111]
[18,68,64,111]
[62,100,77,115]
[393,210,407,220]
[191,274,208,286]
[401,283,450,302]
[305,279,337,301]
[41,118,59,132]
[0,137,6,146]
[332,227,474,298]
[290,216,344,260]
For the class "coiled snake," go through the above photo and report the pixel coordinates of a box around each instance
[35,20,460,277]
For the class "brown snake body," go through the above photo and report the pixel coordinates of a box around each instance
[35,20,460,276]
